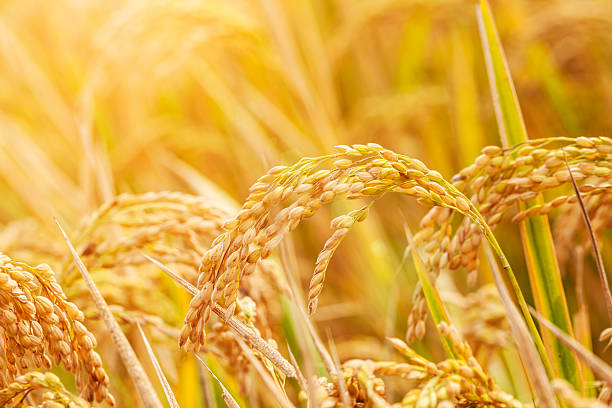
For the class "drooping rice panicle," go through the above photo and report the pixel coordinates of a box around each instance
[175,143,555,406]
[310,328,522,407]
[0,371,90,408]
[0,253,112,404]
[408,136,612,340]
[180,143,535,358]
[57,192,285,383]
[308,204,371,315]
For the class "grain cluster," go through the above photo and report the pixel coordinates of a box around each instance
[180,143,498,352]
[0,254,112,404]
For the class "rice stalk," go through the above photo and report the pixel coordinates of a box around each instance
[137,322,180,408]
[194,354,241,408]
[484,245,557,408]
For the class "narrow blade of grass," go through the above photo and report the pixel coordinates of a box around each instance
[234,337,295,408]
[326,331,350,408]
[142,253,197,295]
[476,0,526,145]
[565,157,612,326]
[142,253,297,378]
[404,224,457,359]
[477,0,582,390]
[193,354,241,408]
[280,294,327,379]
[484,245,558,408]
[530,307,612,384]
[136,323,180,408]
[56,220,163,408]
[286,343,308,393]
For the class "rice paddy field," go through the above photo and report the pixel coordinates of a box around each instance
[1,0,612,406]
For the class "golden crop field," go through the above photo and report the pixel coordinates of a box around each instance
[1,0,612,407]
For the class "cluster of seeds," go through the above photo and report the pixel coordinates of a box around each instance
[0,254,112,404]
[1,192,284,404]
[309,323,519,408]
[388,324,521,408]
[205,296,284,391]
[310,362,387,408]
[180,143,499,351]
[408,136,612,340]
[64,191,232,287]
[0,371,90,408]
[309,204,370,314]
[56,192,235,338]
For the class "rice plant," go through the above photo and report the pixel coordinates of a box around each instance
[1,0,612,407]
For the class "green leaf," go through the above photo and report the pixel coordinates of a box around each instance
[477,0,583,391]
[531,307,612,385]
[404,225,457,359]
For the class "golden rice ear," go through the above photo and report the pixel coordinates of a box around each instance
[143,253,296,378]
[181,143,515,348]
[180,142,560,401]
[0,252,112,404]
[0,371,91,407]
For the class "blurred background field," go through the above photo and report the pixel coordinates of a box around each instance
[1,0,612,406]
